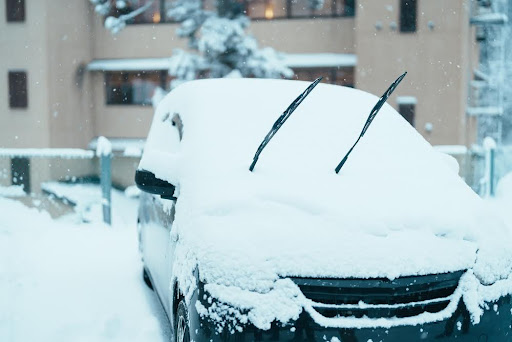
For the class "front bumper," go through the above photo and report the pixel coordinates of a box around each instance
[188,288,512,341]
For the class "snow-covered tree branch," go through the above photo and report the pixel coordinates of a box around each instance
[90,0,295,88]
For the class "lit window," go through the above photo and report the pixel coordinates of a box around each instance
[246,0,355,19]
[110,0,164,24]
[293,67,354,87]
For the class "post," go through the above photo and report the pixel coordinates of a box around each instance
[489,147,496,197]
[483,137,497,198]
[96,136,112,225]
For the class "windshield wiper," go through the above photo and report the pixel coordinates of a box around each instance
[334,72,407,174]
[249,77,322,172]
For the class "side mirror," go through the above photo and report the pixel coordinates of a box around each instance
[135,169,177,200]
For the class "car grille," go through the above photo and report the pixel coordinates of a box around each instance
[291,271,464,319]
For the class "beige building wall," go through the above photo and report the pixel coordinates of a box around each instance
[0,0,96,149]
[92,17,184,59]
[0,1,51,148]
[1,1,480,148]
[354,0,477,146]
[45,0,95,148]
[88,15,356,139]
[89,72,154,139]
[250,18,355,53]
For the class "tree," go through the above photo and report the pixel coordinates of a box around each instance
[89,0,297,88]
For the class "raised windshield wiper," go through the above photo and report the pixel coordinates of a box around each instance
[334,72,407,174]
[249,77,322,172]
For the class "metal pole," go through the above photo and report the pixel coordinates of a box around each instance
[97,136,112,225]
[483,136,497,198]
[489,147,496,197]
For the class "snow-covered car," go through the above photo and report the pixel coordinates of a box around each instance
[135,78,512,342]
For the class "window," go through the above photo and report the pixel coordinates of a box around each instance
[398,103,415,126]
[6,0,25,22]
[246,0,355,19]
[105,71,167,105]
[11,157,30,193]
[400,0,417,33]
[110,0,165,24]
[293,67,354,87]
[119,0,355,23]
[8,71,28,108]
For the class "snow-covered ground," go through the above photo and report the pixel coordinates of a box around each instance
[1,168,512,341]
[0,184,170,342]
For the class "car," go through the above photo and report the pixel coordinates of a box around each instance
[135,77,512,342]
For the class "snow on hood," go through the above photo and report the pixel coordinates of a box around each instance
[139,78,512,329]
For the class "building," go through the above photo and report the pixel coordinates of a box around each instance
[0,0,486,190]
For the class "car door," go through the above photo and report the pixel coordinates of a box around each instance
[142,195,175,315]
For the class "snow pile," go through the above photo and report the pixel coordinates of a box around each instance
[41,182,137,226]
[96,136,112,157]
[139,79,512,330]
[0,193,166,341]
[0,185,25,197]
[0,148,93,159]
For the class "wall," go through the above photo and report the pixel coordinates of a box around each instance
[250,18,355,53]
[354,0,477,146]
[92,17,184,59]
[0,1,51,148]
[89,72,154,139]
[45,0,95,148]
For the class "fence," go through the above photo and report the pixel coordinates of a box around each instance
[0,146,141,223]
[463,142,512,197]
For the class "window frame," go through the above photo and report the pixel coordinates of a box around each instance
[8,70,28,109]
[6,0,25,22]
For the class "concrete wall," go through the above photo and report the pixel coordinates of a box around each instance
[354,0,477,146]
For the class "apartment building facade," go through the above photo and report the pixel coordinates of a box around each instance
[0,0,483,190]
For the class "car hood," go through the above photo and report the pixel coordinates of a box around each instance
[174,204,483,293]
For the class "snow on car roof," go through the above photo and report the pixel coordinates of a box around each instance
[141,78,479,234]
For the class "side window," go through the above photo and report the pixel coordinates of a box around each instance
[8,71,28,108]
[400,0,417,33]
[6,0,25,22]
